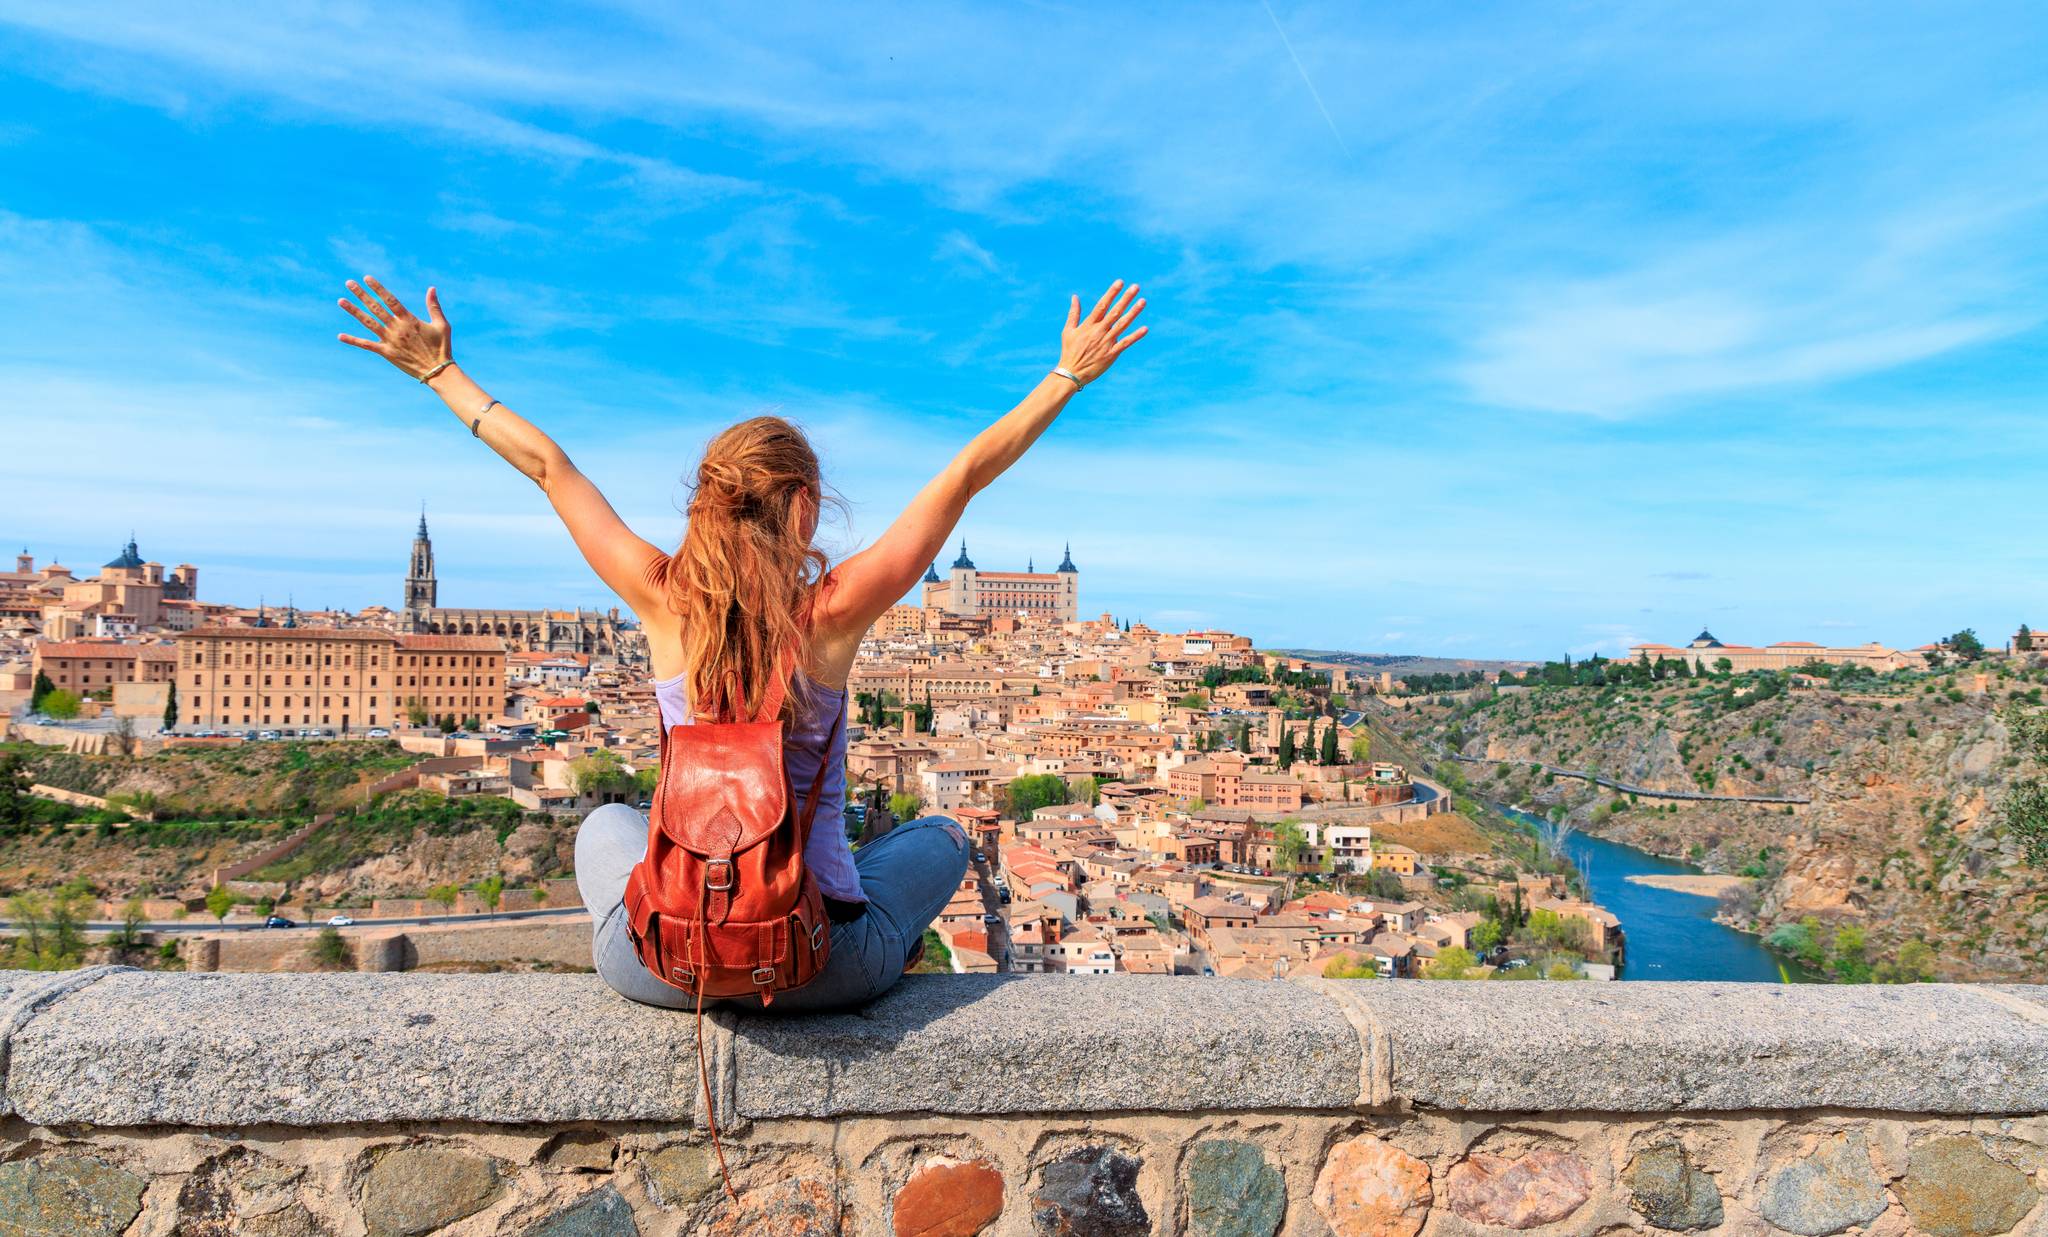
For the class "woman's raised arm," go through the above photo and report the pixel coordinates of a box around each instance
[819,280,1148,638]
[336,278,668,616]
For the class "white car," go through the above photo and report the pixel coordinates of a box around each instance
[366,728,390,738]
[327,915,355,927]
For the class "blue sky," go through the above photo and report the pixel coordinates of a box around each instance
[2,2,2045,659]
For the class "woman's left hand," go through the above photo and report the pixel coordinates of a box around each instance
[337,277,452,379]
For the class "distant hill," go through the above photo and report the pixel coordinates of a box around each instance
[1270,649,1537,677]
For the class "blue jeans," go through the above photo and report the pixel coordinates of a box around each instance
[575,803,969,1013]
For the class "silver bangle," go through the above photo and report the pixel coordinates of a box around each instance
[419,359,456,384]
[470,398,499,438]
[1052,366,1083,390]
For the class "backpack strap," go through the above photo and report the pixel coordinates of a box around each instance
[794,705,845,846]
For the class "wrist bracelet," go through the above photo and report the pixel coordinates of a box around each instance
[419,359,456,384]
[470,399,500,438]
[1052,366,1083,390]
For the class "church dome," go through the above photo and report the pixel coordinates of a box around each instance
[1057,543,1078,573]
[104,538,144,570]
[951,540,975,570]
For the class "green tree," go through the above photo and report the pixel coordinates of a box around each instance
[463,715,482,731]
[29,670,55,711]
[887,791,923,821]
[1423,946,1477,980]
[1946,629,1985,663]
[1319,722,1338,765]
[1177,691,1208,709]
[1006,774,1070,818]
[1277,726,1296,770]
[311,926,350,970]
[0,752,31,831]
[631,767,658,798]
[114,897,148,955]
[426,883,460,912]
[567,749,634,797]
[1322,955,1378,979]
[406,699,430,726]
[1878,938,1937,983]
[40,689,81,720]
[163,680,179,731]
[205,884,235,922]
[1272,819,1309,871]
[473,874,504,910]
[1714,657,1733,676]
[1469,919,1503,953]
[1545,961,1582,981]
[2019,624,2035,653]
[1830,924,1872,983]
[1349,732,1371,763]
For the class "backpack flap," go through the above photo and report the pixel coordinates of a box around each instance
[653,719,789,856]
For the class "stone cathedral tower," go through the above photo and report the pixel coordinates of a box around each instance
[404,509,438,617]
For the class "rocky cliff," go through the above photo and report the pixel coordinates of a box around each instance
[1390,671,2048,980]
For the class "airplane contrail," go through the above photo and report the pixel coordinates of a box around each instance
[1261,0,1350,157]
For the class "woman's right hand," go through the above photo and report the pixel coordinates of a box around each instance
[1059,279,1148,386]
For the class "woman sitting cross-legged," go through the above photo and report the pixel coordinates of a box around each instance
[335,274,1148,1013]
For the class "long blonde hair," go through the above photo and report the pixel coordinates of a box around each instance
[661,416,830,723]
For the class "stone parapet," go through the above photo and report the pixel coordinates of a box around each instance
[0,971,2043,1233]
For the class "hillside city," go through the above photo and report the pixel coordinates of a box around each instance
[3,522,2040,986]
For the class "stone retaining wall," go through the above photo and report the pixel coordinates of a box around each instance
[0,971,2043,1235]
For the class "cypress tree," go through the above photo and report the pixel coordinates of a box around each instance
[30,671,54,711]
[1277,725,1296,769]
[1320,721,1339,765]
[163,681,179,731]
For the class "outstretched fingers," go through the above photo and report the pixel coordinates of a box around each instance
[425,285,447,327]
[337,333,385,353]
[364,276,410,320]
[1110,295,1146,339]
[1104,282,1140,327]
[1112,324,1149,355]
[337,298,385,337]
[1087,279,1124,323]
[1066,294,1081,330]
[345,279,394,324]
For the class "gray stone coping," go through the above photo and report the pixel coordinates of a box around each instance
[1,970,2045,1127]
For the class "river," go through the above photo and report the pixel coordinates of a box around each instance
[1500,807,1792,982]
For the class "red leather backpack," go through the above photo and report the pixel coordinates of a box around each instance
[621,657,841,1003]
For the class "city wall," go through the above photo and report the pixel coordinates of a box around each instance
[0,971,2043,1235]
[186,917,590,974]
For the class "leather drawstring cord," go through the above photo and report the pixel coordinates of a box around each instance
[694,913,736,1201]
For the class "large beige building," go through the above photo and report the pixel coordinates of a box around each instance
[923,542,1079,622]
[31,640,180,695]
[175,624,505,732]
[1628,629,1915,674]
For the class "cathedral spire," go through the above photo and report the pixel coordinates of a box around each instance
[951,539,975,570]
[1057,542,1077,573]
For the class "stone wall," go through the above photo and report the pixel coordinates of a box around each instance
[189,917,590,973]
[0,970,2044,1235]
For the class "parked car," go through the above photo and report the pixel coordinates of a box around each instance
[1501,958,1529,970]
[998,889,1012,905]
[263,916,296,929]
[327,915,355,927]
[257,730,280,741]
[981,912,1002,924]
[970,849,986,863]
[366,728,390,738]
[637,800,652,810]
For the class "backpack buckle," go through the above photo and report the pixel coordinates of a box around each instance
[751,966,776,986]
[705,858,734,891]
[670,966,696,987]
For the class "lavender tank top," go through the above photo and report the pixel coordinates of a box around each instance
[651,669,863,904]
